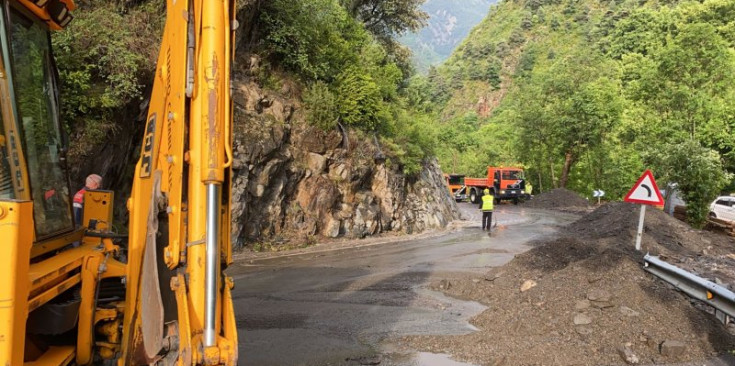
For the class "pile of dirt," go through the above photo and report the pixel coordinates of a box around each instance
[405,202,735,366]
[524,188,591,212]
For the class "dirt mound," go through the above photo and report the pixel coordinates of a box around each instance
[567,202,712,255]
[406,202,735,366]
[524,188,590,211]
[565,202,735,282]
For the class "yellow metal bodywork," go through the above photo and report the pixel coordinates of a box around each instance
[0,200,33,366]
[82,190,114,231]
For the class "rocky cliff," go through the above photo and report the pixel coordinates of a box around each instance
[229,64,460,248]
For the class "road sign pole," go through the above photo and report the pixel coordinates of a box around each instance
[635,205,646,251]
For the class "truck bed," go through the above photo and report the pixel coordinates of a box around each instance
[465,178,488,187]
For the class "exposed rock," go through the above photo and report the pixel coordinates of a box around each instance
[575,299,591,310]
[591,300,615,309]
[575,326,593,335]
[619,306,641,317]
[660,340,686,357]
[520,280,537,292]
[588,289,614,308]
[229,78,461,248]
[573,313,592,325]
[587,289,612,302]
[307,153,327,174]
[617,344,639,364]
[323,215,341,238]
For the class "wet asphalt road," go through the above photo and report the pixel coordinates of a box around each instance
[228,204,579,366]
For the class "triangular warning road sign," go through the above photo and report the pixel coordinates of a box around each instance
[624,170,664,206]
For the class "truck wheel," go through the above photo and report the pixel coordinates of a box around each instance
[494,197,500,204]
[470,190,477,204]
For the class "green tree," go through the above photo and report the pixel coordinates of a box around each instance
[341,0,428,41]
[515,53,622,188]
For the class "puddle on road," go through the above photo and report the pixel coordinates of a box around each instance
[381,352,478,366]
[412,352,478,366]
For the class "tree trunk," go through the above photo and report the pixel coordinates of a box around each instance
[537,171,543,192]
[559,150,576,188]
[549,157,558,189]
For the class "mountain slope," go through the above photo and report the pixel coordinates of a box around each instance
[400,0,496,72]
[418,0,735,223]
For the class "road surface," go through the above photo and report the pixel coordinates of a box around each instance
[229,204,578,365]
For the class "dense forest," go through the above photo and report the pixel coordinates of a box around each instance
[411,0,735,227]
[55,0,734,229]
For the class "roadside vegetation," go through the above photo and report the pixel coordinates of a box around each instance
[412,0,735,227]
[257,0,438,175]
[56,0,439,180]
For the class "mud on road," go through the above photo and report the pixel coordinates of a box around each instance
[406,201,735,366]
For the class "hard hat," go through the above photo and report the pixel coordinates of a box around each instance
[86,174,102,187]
[483,189,490,195]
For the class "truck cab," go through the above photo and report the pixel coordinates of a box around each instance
[489,167,526,203]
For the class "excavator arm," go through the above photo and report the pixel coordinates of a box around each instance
[122,0,238,363]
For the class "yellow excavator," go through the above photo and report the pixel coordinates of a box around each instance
[0,0,238,364]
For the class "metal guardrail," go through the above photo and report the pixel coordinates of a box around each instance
[643,254,735,324]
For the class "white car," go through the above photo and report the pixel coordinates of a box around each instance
[709,196,735,223]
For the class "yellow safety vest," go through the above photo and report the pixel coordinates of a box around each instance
[482,194,494,211]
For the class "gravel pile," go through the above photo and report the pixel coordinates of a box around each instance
[406,202,735,366]
[524,188,590,212]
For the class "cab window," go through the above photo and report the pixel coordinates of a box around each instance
[7,8,73,237]
[0,111,13,198]
[502,170,523,180]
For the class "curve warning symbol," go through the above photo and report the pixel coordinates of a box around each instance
[624,170,664,206]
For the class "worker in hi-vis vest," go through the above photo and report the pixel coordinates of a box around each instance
[479,188,494,230]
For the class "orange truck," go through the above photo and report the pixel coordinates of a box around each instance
[443,174,467,202]
[465,166,529,204]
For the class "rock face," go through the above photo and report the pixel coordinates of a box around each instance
[229,75,460,248]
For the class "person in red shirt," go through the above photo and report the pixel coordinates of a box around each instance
[73,174,102,227]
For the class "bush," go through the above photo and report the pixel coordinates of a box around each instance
[260,0,363,82]
[52,0,163,156]
[658,140,732,228]
[303,81,339,130]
